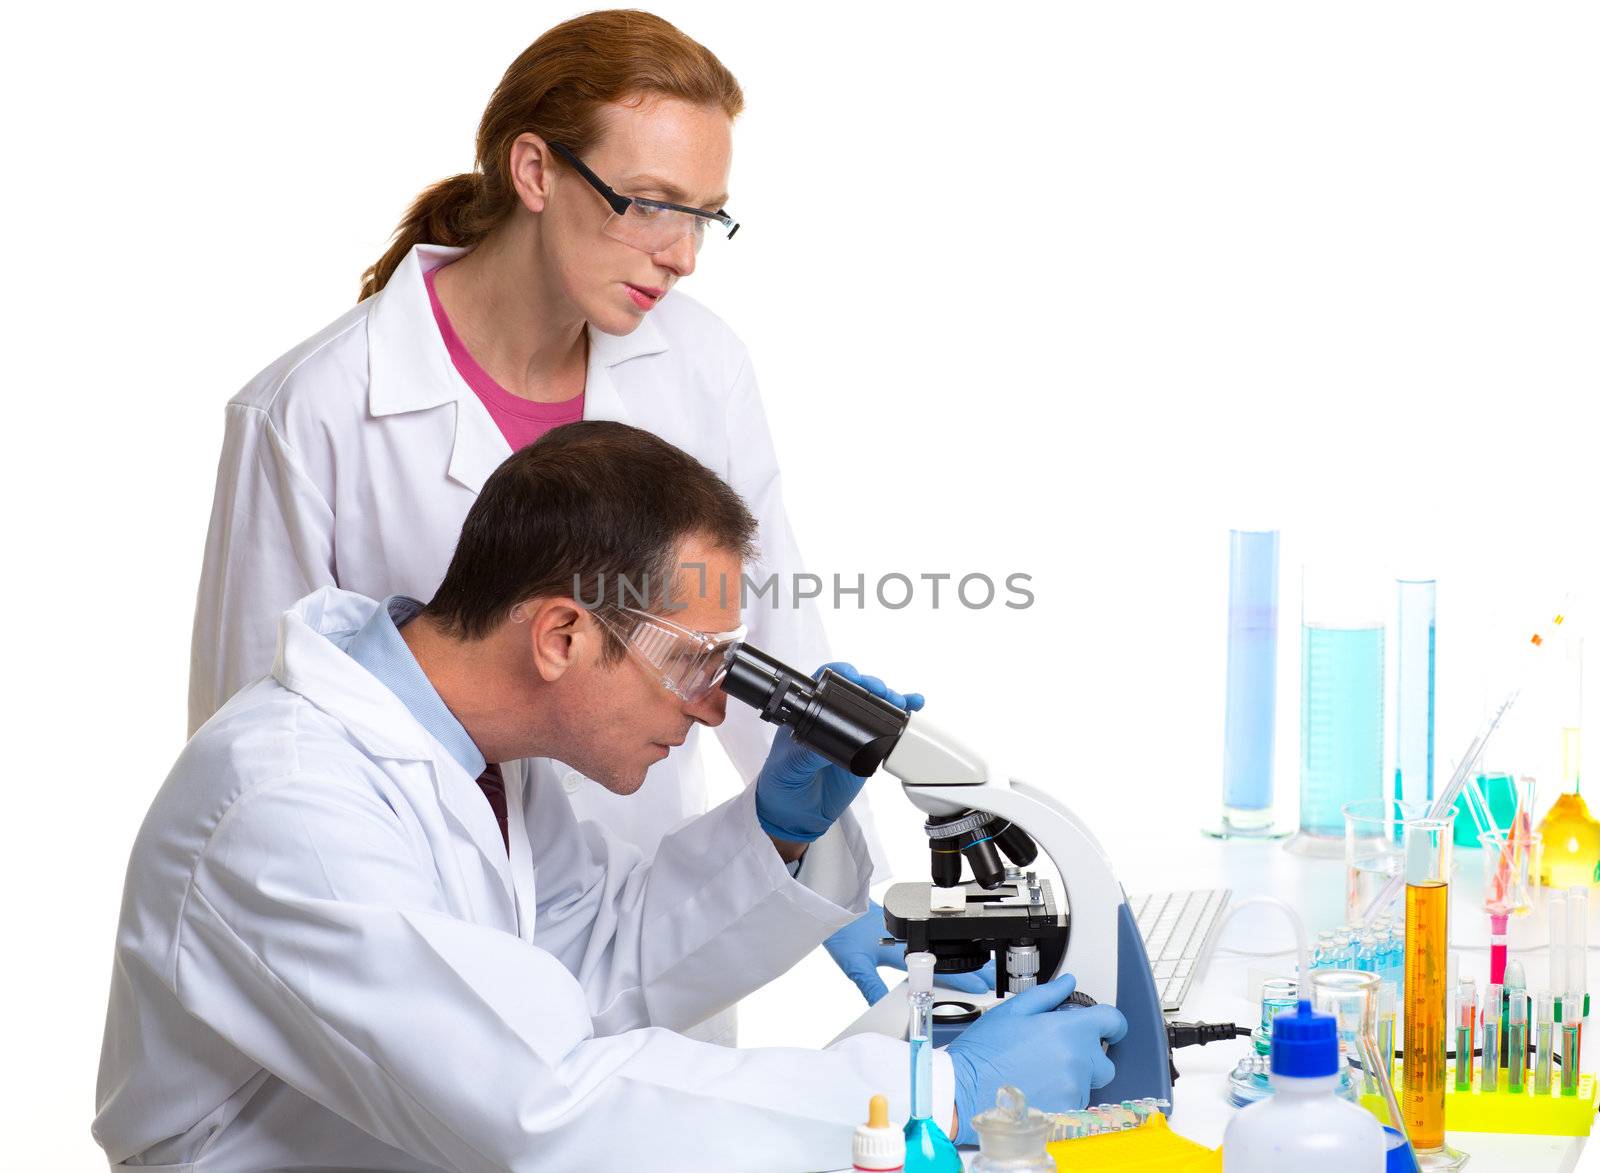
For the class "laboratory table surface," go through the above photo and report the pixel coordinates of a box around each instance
[1122,830,1593,1173]
[828,823,1597,1172]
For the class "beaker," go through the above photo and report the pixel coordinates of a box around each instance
[1310,970,1380,1093]
[1452,771,1517,849]
[1293,566,1386,855]
[1253,977,1300,1054]
[1209,529,1289,839]
[1344,799,1427,924]
[1477,829,1541,917]
[1394,579,1437,809]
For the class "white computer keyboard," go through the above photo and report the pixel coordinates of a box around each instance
[1129,887,1232,1013]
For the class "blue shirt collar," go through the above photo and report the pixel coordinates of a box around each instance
[345,595,487,779]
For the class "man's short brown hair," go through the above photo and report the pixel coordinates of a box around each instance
[424,421,757,649]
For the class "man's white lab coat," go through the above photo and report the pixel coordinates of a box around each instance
[95,590,951,1172]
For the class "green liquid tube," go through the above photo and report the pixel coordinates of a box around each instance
[1507,995,1526,1094]
[1454,977,1476,1093]
[1481,983,1502,1093]
[1561,1003,1581,1097]
[1534,991,1554,1095]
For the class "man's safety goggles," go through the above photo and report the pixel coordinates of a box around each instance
[591,607,746,702]
[550,142,740,255]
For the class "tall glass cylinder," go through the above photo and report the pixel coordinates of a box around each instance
[1294,567,1386,853]
[1402,816,1465,1169]
[1209,529,1287,838]
[1395,579,1437,808]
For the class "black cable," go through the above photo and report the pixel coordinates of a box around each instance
[1166,1020,1251,1049]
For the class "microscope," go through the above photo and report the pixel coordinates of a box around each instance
[723,646,1173,1105]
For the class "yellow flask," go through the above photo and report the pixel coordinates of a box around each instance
[1537,792,1600,888]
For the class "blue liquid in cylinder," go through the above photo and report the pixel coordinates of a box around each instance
[1222,530,1280,812]
[904,1036,961,1172]
[1299,624,1385,837]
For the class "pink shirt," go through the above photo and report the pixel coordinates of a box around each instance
[424,266,585,451]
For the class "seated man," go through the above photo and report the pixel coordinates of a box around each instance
[94,421,1124,1172]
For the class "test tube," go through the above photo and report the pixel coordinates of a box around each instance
[1549,890,1569,1023]
[1395,578,1437,809]
[1562,992,1582,1095]
[1488,913,1508,987]
[1568,887,1589,1021]
[1505,960,1526,1076]
[1481,983,1502,1093]
[1379,981,1399,1088]
[1534,990,1554,1094]
[1507,983,1527,1093]
[1454,978,1476,1092]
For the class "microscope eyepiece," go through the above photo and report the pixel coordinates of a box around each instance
[722,644,911,777]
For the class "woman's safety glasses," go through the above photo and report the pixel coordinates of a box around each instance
[549,142,739,255]
[591,607,746,703]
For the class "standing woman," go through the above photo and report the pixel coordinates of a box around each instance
[188,10,941,1021]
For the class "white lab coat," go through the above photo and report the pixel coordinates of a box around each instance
[189,242,877,866]
[95,590,952,1173]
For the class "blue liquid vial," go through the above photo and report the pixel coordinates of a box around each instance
[1299,621,1385,841]
[904,954,961,1172]
[1394,579,1437,808]
[1214,529,1283,837]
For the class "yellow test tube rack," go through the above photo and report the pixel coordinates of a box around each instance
[1044,1114,1220,1172]
[1360,1066,1599,1137]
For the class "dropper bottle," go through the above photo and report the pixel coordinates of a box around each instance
[903,953,962,1172]
[854,1094,905,1173]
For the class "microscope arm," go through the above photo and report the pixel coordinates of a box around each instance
[723,647,1172,1103]
[884,716,1123,1007]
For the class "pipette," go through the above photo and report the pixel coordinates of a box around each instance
[1362,600,1571,923]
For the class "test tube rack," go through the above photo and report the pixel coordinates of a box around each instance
[1360,1068,1599,1137]
[1043,1113,1219,1172]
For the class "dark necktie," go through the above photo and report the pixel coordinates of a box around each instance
[475,763,510,854]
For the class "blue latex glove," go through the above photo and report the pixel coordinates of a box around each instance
[946,973,1128,1145]
[754,662,924,843]
[824,900,997,1004]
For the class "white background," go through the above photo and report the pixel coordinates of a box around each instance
[3,2,1597,1163]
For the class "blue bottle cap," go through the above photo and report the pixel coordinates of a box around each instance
[1270,1000,1339,1078]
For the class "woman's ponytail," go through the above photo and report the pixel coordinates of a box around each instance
[357,10,744,303]
[358,173,491,302]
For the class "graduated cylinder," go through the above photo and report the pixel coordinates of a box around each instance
[1402,816,1465,1169]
